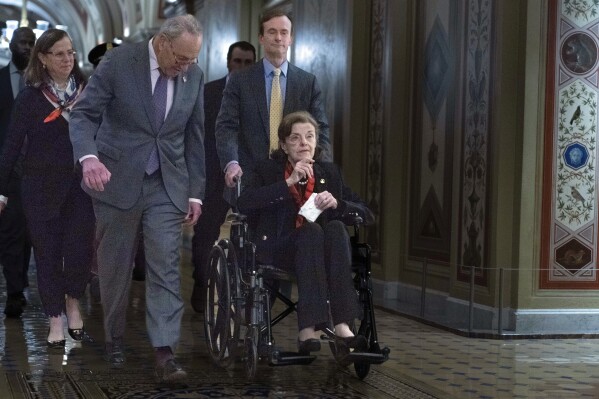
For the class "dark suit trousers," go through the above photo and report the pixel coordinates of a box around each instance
[276,220,361,330]
[0,179,30,295]
[25,180,95,316]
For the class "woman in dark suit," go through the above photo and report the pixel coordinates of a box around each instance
[238,111,373,355]
[0,29,94,349]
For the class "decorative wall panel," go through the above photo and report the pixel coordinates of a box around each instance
[541,0,599,289]
[195,0,241,82]
[456,0,494,286]
[408,0,458,263]
[364,0,386,259]
[292,0,347,160]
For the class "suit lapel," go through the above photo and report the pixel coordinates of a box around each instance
[164,73,185,129]
[283,63,299,114]
[131,41,156,135]
[313,163,327,193]
[252,62,269,139]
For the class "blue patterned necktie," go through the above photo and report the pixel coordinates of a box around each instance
[146,72,167,175]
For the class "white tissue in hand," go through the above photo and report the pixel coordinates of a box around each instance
[298,193,323,222]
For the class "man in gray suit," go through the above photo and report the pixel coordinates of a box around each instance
[70,15,205,382]
[215,8,332,189]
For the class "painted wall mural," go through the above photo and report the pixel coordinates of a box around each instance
[456,0,494,286]
[541,0,599,289]
[408,0,457,263]
[408,0,494,287]
[366,0,386,260]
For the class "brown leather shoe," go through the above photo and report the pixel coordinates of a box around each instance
[155,359,187,383]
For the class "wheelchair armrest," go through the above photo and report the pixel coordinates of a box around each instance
[342,211,363,228]
[226,212,247,224]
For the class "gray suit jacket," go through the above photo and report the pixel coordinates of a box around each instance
[69,41,206,212]
[215,59,331,173]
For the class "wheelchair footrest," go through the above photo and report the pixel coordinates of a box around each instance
[269,350,317,366]
[344,350,389,365]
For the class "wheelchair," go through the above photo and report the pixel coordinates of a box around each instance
[203,205,390,380]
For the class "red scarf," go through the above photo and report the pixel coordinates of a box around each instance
[42,75,83,123]
[285,161,315,228]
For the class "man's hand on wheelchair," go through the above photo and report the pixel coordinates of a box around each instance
[225,163,242,188]
[314,191,338,210]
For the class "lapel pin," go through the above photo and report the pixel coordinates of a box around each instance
[320,178,325,184]
[183,75,187,83]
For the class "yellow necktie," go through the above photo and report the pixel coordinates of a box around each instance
[269,68,283,154]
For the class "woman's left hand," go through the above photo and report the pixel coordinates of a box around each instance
[314,191,338,210]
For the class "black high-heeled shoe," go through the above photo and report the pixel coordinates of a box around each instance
[298,338,321,354]
[68,326,94,342]
[335,334,368,351]
[46,329,65,350]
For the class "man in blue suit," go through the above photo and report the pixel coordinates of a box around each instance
[190,41,256,313]
[70,15,205,382]
[215,9,332,189]
[0,27,35,318]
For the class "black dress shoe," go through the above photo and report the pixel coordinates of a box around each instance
[68,325,94,342]
[155,359,187,383]
[132,267,145,281]
[15,293,27,307]
[336,334,368,351]
[4,293,25,318]
[104,341,125,365]
[190,283,204,314]
[298,338,321,354]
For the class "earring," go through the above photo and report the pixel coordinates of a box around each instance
[43,64,46,69]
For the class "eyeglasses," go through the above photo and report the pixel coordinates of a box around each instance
[45,49,77,59]
[167,39,197,66]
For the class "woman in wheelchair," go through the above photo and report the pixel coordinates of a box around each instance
[237,111,374,356]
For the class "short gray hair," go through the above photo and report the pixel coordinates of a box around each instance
[158,14,203,40]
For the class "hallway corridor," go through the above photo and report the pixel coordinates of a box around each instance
[0,257,598,398]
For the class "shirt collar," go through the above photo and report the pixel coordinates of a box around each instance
[263,58,288,78]
[149,38,160,72]
[9,61,21,75]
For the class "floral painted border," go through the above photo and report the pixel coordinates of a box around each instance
[457,0,492,285]
[556,81,596,227]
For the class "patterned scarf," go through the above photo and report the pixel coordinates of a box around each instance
[285,160,315,228]
[42,75,82,123]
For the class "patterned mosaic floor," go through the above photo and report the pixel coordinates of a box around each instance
[3,251,599,398]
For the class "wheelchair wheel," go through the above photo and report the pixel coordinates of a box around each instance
[244,327,259,380]
[204,244,236,367]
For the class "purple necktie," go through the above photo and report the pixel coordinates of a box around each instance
[146,72,167,175]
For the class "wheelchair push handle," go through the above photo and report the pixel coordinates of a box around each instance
[232,175,241,199]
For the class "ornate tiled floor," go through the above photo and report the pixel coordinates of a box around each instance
[3,253,599,398]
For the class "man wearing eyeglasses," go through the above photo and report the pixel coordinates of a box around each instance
[69,15,205,383]
[0,27,36,319]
